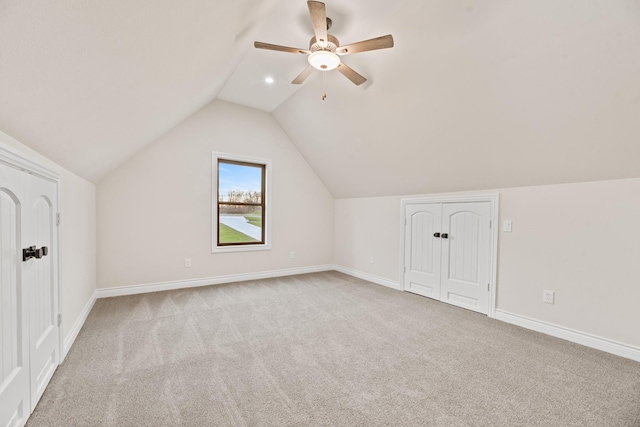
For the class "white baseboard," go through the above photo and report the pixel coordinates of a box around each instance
[96,265,334,298]
[333,265,401,291]
[62,290,97,361]
[494,309,640,363]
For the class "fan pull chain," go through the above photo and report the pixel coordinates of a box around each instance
[322,71,327,100]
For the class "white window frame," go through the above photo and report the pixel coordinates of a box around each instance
[212,152,272,253]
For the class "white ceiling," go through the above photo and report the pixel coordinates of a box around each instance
[2,0,640,197]
[273,0,640,197]
[218,0,409,111]
[0,0,279,181]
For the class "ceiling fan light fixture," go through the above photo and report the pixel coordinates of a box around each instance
[255,1,394,86]
[308,50,340,71]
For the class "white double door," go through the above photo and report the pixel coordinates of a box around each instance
[1,163,60,427]
[403,201,492,314]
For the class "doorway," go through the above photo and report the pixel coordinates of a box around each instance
[0,155,61,427]
[401,195,498,316]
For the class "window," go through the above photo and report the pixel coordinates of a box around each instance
[212,152,271,252]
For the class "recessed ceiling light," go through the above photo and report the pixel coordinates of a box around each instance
[265,77,274,84]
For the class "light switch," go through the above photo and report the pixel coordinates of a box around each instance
[503,220,512,232]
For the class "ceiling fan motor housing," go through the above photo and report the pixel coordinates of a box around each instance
[309,34,340,52]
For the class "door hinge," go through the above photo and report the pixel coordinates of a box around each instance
[404,266,407,273]
[56,213,61,226]
[489,220,492,229]
[57,313,62,327]
[487,283,490,292]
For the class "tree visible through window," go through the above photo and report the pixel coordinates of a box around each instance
[217,159,266,246]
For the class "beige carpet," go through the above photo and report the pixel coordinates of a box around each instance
[27,271,640,426]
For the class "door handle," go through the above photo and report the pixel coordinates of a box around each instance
[22,245,48,261]
[36,246,48,258]
[441,233,448,239]
[433,232,441,238]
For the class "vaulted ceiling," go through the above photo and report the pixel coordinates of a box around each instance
[2,0,640,197]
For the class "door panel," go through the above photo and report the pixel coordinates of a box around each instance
[0,190,20,384]
[0,170,30,427]
[448,211,480,284]
[0,162,59,426]
[410,211,436,274]
[26,179,59,409]
[404,204,442,299]
[33,197,53,340]
[441,202,491,314]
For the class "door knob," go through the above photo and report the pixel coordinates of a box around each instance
[22,245,48,261]
[34,246,48,259]
[433,232,441,238]
[441,233,448,239]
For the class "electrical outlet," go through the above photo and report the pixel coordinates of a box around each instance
[184,258,191,268]
[289,251,295,259]
[369,256,374,264]
[543,290,554,304]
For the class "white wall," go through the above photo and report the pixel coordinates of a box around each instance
[334,196,402,284]
[334,178,640,349]
[0,130,96,346]
[97,100,334,289]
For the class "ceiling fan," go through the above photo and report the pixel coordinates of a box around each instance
[254,0,394,86]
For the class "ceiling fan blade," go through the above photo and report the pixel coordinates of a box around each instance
[308,1,328,47]
[254,41,309,54]
[292,65,315,84]
[336,63,367,86]
[336,35,394,55]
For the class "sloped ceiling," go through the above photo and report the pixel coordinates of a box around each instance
[218,0,408,111]
[273,0,640,198]
[0,0,278,182]
[2,0,640,198]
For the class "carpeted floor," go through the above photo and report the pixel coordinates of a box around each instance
[27,271,640,426]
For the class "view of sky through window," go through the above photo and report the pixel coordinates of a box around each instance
[218,162,262,201]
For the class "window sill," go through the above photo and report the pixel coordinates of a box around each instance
[212,244,271,254]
